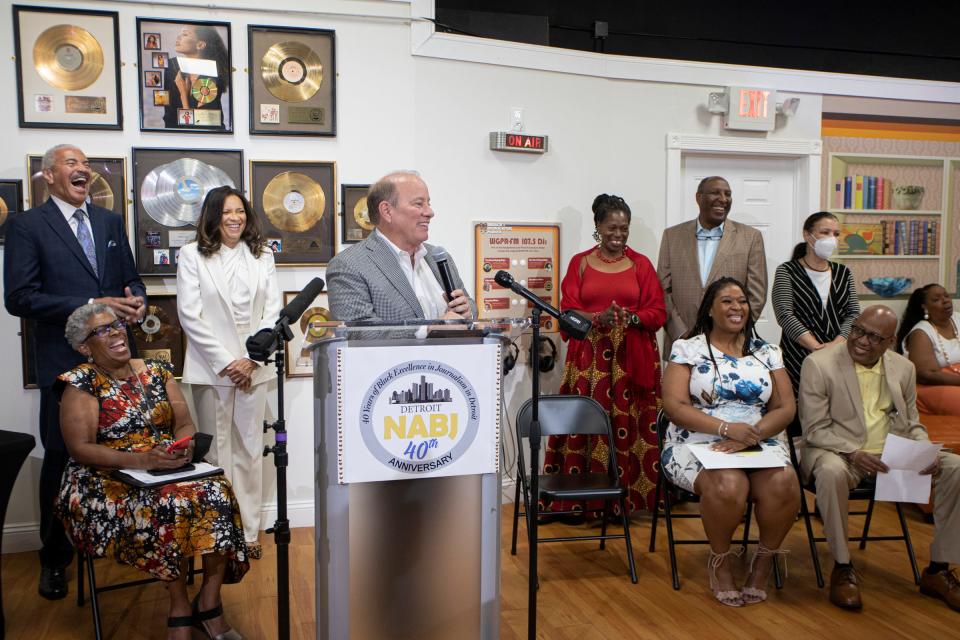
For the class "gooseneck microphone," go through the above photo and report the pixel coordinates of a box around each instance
[431,247,456,300]
[246,277,325,361]
[493,270,591,340]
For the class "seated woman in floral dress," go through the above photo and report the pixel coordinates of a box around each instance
[56,302,248,640]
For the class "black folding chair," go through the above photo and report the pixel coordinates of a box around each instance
[77,552,198,640]
[510,394,638,583]
[788,428,921,588]
[649,409,783,590]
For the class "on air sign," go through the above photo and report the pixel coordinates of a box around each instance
[490,131,549,154]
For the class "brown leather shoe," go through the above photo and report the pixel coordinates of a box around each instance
[830,564,862,610]
[920,567,960,612]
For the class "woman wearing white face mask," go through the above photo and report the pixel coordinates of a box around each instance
[772,211,861,396]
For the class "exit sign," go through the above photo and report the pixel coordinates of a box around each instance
[489,132,549,154]
[724,86,776,131]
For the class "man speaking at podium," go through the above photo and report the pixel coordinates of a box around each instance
[327,171,476,323]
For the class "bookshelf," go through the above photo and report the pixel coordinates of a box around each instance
[827,152,951,299]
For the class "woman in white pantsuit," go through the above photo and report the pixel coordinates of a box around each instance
[177,186,281,558]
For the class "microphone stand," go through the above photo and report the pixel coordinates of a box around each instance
[527,307,542,640]
[259,319,293,640]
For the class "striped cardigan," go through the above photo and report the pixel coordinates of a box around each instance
[772,259,860,395]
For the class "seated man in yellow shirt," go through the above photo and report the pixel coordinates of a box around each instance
[799,305,960,612]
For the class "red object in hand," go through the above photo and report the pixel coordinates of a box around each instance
[166,435,193,454]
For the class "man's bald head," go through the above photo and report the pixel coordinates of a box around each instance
[847,305,899,367]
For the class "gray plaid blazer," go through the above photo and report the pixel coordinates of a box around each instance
[327,232,476,323]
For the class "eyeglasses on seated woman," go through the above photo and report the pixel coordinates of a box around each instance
[56,302,248,640]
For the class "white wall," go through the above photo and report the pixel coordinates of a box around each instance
[0,0,880,552]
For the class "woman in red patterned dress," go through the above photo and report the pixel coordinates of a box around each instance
[543,194,666,514]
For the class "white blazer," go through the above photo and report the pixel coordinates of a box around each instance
[176,241,282,387]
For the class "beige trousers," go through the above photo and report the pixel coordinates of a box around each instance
[192,383,268,544]
[805,448,960,565]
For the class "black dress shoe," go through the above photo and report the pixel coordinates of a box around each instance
[39,566,67,600]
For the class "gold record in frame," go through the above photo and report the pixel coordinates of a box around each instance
[33,24,104,91]
[0,198,8,226]
[260,41,322,103]
[191,77,219,105]
[133,305,172,343]
[353,196,373,231]
[262,171,325,232]
[300,306,332,342]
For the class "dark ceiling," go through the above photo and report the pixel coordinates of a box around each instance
[435,1,960,83]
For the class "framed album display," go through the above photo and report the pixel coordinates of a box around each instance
[20,319,38,389]
[12,5,123,130]
[27,155,127,222]
[283,291,334,378]
[248,25,336,136]
[340,184,372,244]
[132,147,243,275]
[250,160,336,266]
[0,179,25,244]
[132,293,186,378]
[136,18,233,133]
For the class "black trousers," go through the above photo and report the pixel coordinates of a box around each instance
[38,385,73,570]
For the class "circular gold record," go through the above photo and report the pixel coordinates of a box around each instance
[191,77,218,105]
[260,41,323,103]
[133,305,171,344]
[353,196,373,231]
[33,25,104,91]
[31,170,114,211]
[262,171,325,232]
[0,197,8,227]
[300,307,331,342]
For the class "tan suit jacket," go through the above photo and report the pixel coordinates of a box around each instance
[798,342,928,478]
[656,218,767,358]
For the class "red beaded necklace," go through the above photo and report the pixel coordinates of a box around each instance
[595,246,625,264]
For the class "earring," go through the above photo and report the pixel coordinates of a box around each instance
[924,309,930,320]
[87,356,94,363]
[593,229,600,243]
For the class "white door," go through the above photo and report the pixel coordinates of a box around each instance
[679,154,802,345]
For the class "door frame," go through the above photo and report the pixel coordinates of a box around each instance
[665,133,822,231]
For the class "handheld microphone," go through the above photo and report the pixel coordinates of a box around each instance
[279,277,325,324]
[431,248,456,300]
[493,270,592,340]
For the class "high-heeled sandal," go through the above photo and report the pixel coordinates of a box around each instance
[192,594,244,640]
[741,544,790,605]
[167,613,194,636]
[708,547,745,607]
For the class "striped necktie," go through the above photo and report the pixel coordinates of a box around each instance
[73,209,98,276]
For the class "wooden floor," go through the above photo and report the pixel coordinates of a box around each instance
[2,496,957,639]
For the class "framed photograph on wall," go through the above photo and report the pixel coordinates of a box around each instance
[283,290,334,378]
[136,18,233,133]
[132,293,186,378]
[340,184,372,244]
[250,160,336,266]
[248,25,336,136]
[0,179,25,244]
[12,5,123,130]
[132,147,243,275]
[27,155,127,222]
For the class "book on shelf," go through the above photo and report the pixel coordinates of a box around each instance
[854,175,864,209]
[843,176,853,209]
[867,176,876,209]
[876,219,939,255]
[876,177,885,211]
[834,182,843,209]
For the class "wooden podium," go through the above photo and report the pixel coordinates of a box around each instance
[313,327,504,639]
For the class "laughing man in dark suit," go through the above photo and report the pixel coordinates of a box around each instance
[3,144,145,600]
[326,171,475,324]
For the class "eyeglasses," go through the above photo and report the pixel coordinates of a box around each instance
[849,324,891,346]
[85,319,127,341]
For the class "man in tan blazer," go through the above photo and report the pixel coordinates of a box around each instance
[657,176,767,359]
[800,305,960,613]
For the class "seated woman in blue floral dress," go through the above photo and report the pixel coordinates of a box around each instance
[661,277,799,608]
[56,303,247,640]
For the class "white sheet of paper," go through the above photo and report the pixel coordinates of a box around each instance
[875,434,941,503]
[687,442,787,470]
[176,56,218,78]
[117,462,222,484]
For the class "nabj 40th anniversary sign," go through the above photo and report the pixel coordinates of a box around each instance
[337,344,501,483]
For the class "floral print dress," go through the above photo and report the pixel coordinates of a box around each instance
[55,360,248,582]
[661,334,791,493]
